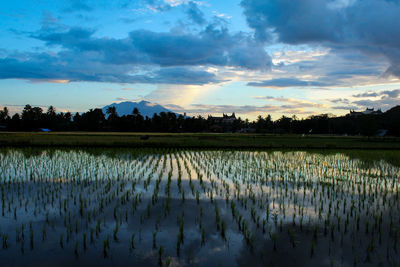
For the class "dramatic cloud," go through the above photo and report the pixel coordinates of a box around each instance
[33,27,96,49]
[330,89,400,111]
[381,89,400,99]
[353,92,379,98]
[353,89,400,98]
[241,0,400,77]
[33,23,271,70]
[352,89,400,110]
[128,28,270,69]
[186,1,206,25]
[247,78,327,88]
[0,23,271,84]
[0,53,221,85]
[128,67,223,85]
[352,98,399,110]
[2,0,399,118]
[0,52,134,83]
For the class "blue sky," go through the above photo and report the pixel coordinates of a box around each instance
[1,0,400,119]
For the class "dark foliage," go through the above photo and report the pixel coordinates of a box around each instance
[0,105,399,136]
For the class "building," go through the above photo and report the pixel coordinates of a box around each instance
[349,108,382,117]
[209,113,236,132]
[209,113,236,124]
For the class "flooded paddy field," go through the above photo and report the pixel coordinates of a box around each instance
[0,148,399,266]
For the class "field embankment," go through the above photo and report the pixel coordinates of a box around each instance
[0,132,399,149]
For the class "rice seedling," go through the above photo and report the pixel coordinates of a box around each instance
[20,238,24,254]
[83,233,87,252]
[59,234,64,249]
[103,236,110,258]
[270,232,278,251]
[2,234,8,249]
[0,148,399,266]
[158,245,164,266]
[74,241,79,258]
[29,228,34,250]
[113,223,119,241]
[130,233,135,251]
[166,256,172,267]
[201,227,205,246]
[153,231,157,249]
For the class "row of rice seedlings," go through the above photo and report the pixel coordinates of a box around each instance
[0,149,399,265]
[188,150,399,264]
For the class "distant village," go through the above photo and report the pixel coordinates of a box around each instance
[0,105,399,136]
[207,108,392,135]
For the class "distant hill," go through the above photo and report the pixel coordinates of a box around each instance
[102,101,176,118]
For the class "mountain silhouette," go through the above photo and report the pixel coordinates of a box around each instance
[102,100,176,118]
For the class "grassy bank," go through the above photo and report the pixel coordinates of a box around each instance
[0,131,399,149]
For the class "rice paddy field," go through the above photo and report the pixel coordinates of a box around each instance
[1,132,400,149]
[0,148,400,266]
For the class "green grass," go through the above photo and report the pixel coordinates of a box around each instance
[0,131,399,149]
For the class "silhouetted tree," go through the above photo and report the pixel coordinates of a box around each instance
[21,105,43,130]
[132,108,140,115]
[275,116,292,133]
[79,109,105,131]
[9,114,21,130]
[106,107,118,119]
[0,107,9,122]
[0,103,399,136]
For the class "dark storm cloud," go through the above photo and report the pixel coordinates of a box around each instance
[151,67,222,84]
[240,0,400,77]
[128,67,223,85]
[241,0,342,43]
[247,78,327,88]
[33,25,271,69]
[0,23,271,84]
[129,28,271,69]
[0,52,135,82]
[34,27,95,48]
[0,53,220,85]
[186,1,206,25]
[129,29,229,66]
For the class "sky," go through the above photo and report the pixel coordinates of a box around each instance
[1,0,400,120]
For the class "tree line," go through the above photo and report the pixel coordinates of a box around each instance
[0,104,399,136]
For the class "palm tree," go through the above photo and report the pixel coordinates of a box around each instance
[46,106,56,117]
[132,107,140,116]
[0,107,9,121]
[106,106,118,120]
